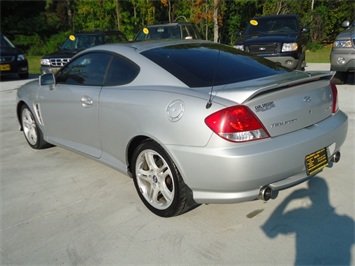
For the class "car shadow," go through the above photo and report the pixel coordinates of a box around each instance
[261,177,354,265]
[346,73,355,85]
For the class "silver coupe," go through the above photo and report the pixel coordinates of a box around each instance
[16,40,348,217]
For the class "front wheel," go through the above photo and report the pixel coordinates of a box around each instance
[131,140,192,217]
[21,105,51,149]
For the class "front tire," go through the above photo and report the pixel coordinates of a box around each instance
[21,105,51,149]
[131,140,191,217]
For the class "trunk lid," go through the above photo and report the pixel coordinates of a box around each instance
[215,71,335,137]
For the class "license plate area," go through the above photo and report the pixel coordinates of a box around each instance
[0,64,11,71]
[305,147,328,176]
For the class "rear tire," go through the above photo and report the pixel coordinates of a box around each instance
[332,71,348,84]
[21,105,51,149]
[131,140,193,217]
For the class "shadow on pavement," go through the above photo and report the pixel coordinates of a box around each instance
[262,177,354,265]
[346,73,355,85]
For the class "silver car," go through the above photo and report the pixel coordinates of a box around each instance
[330,20,355,84]
[16,40,348,217]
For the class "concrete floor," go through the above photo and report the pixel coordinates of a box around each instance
[0,64,354,265]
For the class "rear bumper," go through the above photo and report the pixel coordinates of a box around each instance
[167,110,348,204]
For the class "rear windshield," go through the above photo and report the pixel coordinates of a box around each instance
[141,43,289,87]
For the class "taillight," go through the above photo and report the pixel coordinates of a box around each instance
[330,81,338,113]
[205,105,270,142]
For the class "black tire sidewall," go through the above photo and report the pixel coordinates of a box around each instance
[20,105,50,149]
[131,140,185,217]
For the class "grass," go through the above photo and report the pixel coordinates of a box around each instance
[27,55,41,75]
[26,45,332,75]
[306,45,332,63]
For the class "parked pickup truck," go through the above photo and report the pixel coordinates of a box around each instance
[40,31,127,74]
[234,14,308,70]
[330,20,355,84]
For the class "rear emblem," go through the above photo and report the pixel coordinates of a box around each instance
[255,101,275,112]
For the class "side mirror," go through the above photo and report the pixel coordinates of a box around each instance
[39,73,55,86]
[341,20,350,28]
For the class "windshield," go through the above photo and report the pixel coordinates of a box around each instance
[142,43,289,88]
[61,33,126,50]
[245,17,299,35]
[0,34,15,48]
[135,26,181,41]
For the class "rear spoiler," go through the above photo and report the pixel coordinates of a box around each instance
[216,71,335,104]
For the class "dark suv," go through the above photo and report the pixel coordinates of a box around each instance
[40,31,127,74]
[134,22,202,41]
[234,14,308,70]
[0,33,28,79]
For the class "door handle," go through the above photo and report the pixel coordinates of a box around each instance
[81,96,93,107]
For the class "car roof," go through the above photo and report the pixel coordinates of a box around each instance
[73,30,125,35]
[100,39,212,53]
[80,39,214,63]
[144,22,195,27]
[252,14,299,20]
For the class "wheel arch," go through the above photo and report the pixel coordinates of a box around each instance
[16,101,27,130]
[126,135,151,176]
[125,135,183,180]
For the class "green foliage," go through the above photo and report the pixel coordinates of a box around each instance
[306,42,324,52]
[222,0,261,45]
[73,0,118,31]
[27,56,42,75]
[38,32,70,56]
[1,0,354,54]
[13,32,69,56]
[306,45,332,63]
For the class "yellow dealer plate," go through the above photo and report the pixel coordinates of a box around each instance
[305,147,328,176]
[0,64,11,71]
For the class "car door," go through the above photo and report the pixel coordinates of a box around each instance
[38,52,112,158]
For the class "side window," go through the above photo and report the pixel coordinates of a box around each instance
[104,55,140,86]
[56,53,111,86]
[182,26,190,39]
[186,26,197,39]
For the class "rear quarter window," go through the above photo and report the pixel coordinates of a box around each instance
[141,43,289,87]
[104,55,140,86]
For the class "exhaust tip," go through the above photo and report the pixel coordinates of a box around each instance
[259,186,272,201]
[331,152,341,163]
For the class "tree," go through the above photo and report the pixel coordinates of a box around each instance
[213,0,221,42]
[1,0,354,55]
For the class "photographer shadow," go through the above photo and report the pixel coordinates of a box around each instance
[262,177,354,265]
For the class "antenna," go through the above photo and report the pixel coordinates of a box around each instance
[206,49,221,109]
